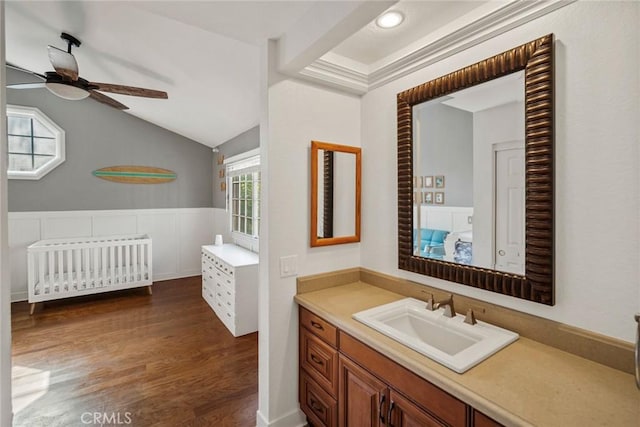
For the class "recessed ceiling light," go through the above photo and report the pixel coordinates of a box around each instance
[376,11,404,29]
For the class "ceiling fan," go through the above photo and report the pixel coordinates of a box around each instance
[7,32,168,110]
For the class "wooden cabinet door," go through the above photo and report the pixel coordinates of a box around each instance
[388,390,444,427]
[338,355,388,427]
[473,410,503,427]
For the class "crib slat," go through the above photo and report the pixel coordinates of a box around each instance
[117,245,123,284]
[110,245,115,285]
[101,247,107,288]
[67,249,73,291]
[93,246,99,288]
[75,249,82,291]
[57,250,64,292]
[133,243,139,282]
[140,244,145,280]
[84,248,90,289]
[48,251,55,294]
[124,244,131,282]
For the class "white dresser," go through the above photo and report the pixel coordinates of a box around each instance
[201,244,259,337]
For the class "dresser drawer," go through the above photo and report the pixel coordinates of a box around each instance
[300,326,338,398]
[217,285,235,314]
[300,307,337,347]
[300,370,337,427]
[214,268,234,287]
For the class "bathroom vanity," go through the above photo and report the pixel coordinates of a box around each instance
[299,306,494,427]
[295,272,638,426]
[201,244,259,337]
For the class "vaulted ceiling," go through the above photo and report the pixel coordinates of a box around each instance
[5,1,555,148]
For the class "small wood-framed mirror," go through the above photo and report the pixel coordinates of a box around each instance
[310,141,361,247]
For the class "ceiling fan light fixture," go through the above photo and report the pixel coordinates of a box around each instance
[45,82,90,100]
[376,11,404,29]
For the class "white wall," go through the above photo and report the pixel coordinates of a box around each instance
[0,4,13,425]
[258,76,361,426]
[8,208,215,301]
[361,1,640,342]
[473,101,524,268]
[333,152,357,236]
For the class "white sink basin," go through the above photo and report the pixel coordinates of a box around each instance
[353,298,518,373]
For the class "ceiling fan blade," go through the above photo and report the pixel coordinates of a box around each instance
[7,82,47,89]
[89,90,129,110]
[90,82,168,99]
[48,45,79,81]
[6,62,46,80]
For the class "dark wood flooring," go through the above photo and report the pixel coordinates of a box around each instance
[11,276,257,427]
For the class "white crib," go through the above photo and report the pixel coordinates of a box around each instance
[27,234,153,314]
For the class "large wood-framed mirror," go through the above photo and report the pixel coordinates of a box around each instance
[397,34,554,305]
[311,141,361,247]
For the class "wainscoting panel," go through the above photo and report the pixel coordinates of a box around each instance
[8,218,41,302]
[137,213,178,279]
[178,211,214,275]
[42,216,93,239]
[8,208,215,301]
[92,214,138,236]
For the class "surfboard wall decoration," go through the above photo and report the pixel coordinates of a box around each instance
[92,166,177,184]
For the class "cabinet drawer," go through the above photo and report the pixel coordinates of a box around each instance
[300,327,338,398]
[300,307,337,347]
[300,370,337,427]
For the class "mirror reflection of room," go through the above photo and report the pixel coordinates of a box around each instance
[413,71,525,275]
[310,140,361,247]
[316,150,356,239]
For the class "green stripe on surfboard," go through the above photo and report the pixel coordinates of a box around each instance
[93,166,177,184]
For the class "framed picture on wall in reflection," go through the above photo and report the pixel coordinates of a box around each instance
[424,176,433,188]
[435,192,444,204]
[435,175,445,188]
[424,192,433,204]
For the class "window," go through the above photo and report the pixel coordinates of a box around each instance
[6,105,65,180]
[226,149,260,247]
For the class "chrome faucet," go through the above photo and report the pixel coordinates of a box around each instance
[434,294,456,318]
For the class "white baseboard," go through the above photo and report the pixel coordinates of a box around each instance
[256,408,306,427]
[10,292,27,303]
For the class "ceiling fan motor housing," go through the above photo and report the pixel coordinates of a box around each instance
[60,32,81,53]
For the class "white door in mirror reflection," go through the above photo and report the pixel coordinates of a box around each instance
[494,146,524,274]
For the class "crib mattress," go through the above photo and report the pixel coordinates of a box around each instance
[34,265,150,295]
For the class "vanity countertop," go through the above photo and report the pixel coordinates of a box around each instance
[294,282,639,427]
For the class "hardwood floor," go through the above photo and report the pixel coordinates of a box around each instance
[11,276,258,427]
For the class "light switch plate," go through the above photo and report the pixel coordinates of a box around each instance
[280,255,298,278]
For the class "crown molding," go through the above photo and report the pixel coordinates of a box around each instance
[299,0,576,94]
[298,58,369,95]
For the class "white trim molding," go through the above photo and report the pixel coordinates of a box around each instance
[300,0,576,94]
[256,408,306,427]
